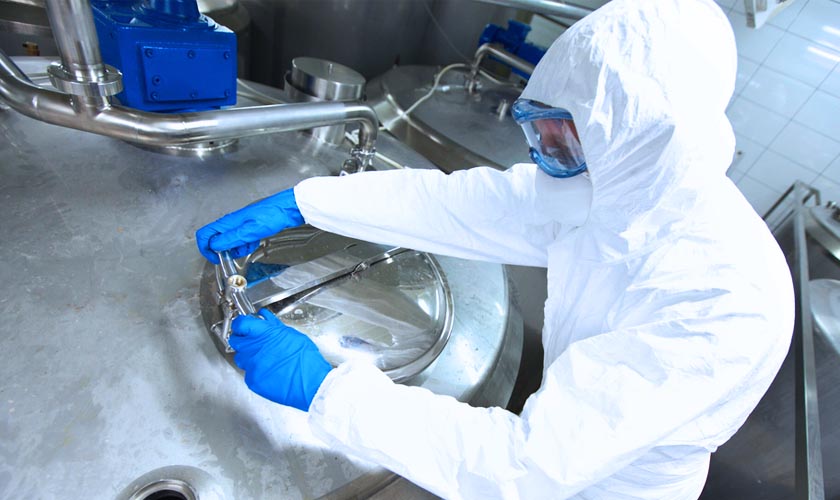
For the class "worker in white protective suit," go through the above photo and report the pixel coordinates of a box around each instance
[195,0,794,497]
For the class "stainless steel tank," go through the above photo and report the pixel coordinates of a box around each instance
[238,0,520,86]
[0,57,522,499]
[367,65,530,173]
[284,57,366,145]
[366,63,546,412]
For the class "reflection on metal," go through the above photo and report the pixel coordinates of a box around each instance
[790,183,826,500]
[205,228,455,383]
[0,0,377,162]
[290,57,366,102]
[0,0,53,37]
[285,57,368,147]
[809,280,840,357]
[468,0,592,20]
[367,65,528,172]
[134,137,240,157]
[467,43,535,94]
[0,51,378,159]
[44,0,111,84]
[46,59,122,96]
[226,274,256,316]
[116,465,228,500]
[0,63,522,497]
[765,182,825,500]
[806,203,840,263]
[704,184,840,499]
[242,246,412,310]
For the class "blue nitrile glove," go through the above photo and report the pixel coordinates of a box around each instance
[230,308,332,411]
[196,188,305,264]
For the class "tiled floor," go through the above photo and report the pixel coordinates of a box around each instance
[717,0,840,214]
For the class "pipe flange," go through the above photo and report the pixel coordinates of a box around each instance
[47,62,123,97]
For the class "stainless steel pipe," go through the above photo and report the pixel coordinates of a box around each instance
[473,43,536,77]
[4,0,377,154]
[467,43,536,93]
[44,0,107,82]
[469,0,592,20]
[0,52,378,152]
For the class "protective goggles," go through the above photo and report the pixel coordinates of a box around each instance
[511,98,587,178]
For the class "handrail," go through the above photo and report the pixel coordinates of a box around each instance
[787,182,826,500]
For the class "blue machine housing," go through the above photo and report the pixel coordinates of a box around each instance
[479,20,547,79]
[92,0,237,112]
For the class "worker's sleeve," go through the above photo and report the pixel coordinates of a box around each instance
[294,164,591,267]
[308,307,790,500]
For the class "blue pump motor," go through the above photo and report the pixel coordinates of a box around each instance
[478,20,547,79]
[91,0,237,112]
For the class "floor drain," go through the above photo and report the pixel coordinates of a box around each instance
[116,466,227,500]
[132,479,194,500]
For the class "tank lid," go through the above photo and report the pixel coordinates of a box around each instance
[290,57,365,101]
[203,227,452,382]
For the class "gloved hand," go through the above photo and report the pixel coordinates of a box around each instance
[230,308,332,411]
[196,188,305,264]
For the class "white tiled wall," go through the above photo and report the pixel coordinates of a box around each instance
[718,0,840,215]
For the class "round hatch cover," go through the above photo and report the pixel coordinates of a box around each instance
[290,57,366,101]
[199,227,453,382]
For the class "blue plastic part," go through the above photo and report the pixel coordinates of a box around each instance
[91,0,237,112]
[478,20,547,79]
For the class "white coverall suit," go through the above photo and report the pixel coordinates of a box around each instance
[293,0,795,498]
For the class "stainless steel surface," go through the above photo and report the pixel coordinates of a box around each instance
[290,57,365,102]
[285,57,366,147]
[237,76,430,173]
[240,0,521,88]
[0,52,378,155]
[241,0,426,85]
[226,274,256,317]
[240,245,411,310]
[205,229,455,383]
[809,279,840,357]
[701,185,840,500]
[367,65,529,172]
[46,60,122,96]
[791,183,826,500]
[366,62,545,415]
[43,0,107,82]
[0,60,522,498]
[807,204,840,262]
[116,465,228,500]
[468,0,592,19]
[467,43,535,93]
[0,0,52,37]
[496,98,511,120]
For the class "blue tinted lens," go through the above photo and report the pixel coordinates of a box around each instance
[529,148,587,178]
[512,98,574,123]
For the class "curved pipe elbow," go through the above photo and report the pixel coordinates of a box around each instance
[342,102,379,152]
[472,43,536,77]
[1,53,380,152]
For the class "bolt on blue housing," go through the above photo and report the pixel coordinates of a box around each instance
[92,0,237,112]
